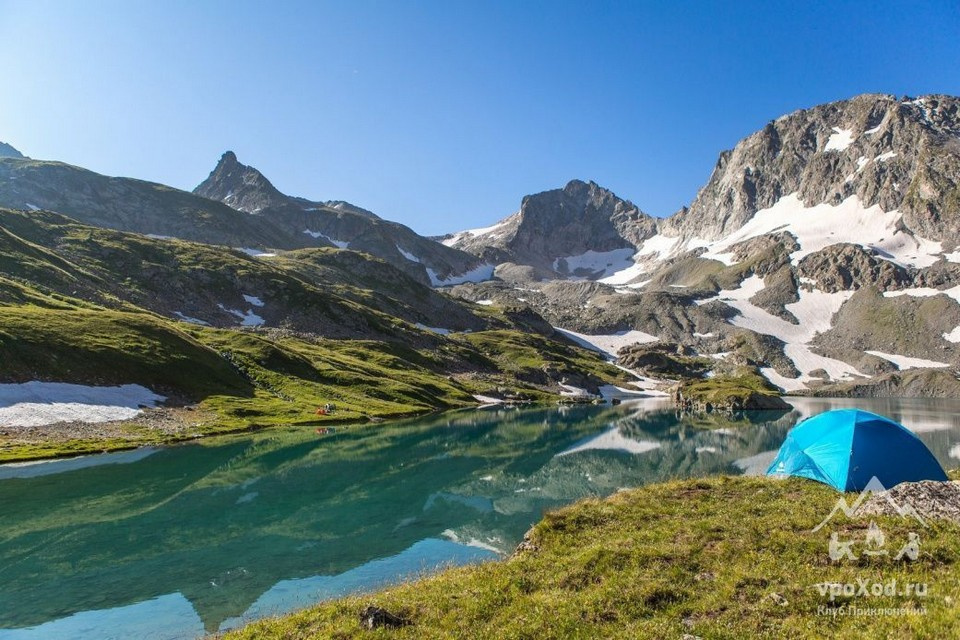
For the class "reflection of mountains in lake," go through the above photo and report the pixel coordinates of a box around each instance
[1,399,958,637]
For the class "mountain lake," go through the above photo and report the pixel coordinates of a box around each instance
[1,397,959,639]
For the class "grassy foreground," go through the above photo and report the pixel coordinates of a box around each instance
[222,474,960,639]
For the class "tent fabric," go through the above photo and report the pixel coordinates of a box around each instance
[766,409,948,491]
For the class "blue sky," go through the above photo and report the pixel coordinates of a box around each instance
[2,1,959,235]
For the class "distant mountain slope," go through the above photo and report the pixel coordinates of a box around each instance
[443,179,657,278]
[445,94,960,396]
[0,151,487,286]
[194,151,486,284]
[0,208,489,338]
[0,156,295,249]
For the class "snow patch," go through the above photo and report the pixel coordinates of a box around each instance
[559,383,592,397]
[218,303,265,327]
[824,127,855,152]
[705,282,860,388]
[875,151,897,162]
[884,286,960,305]
[598,384,656,400]
[554,247,635,279]
[475,299,494,306]
[303,230,349,249]
[242,294,265,308]
[0,382,165,427]
[697,194,942,269]
[396,245,421,263]
[427,263,496,287]
[553,327,658,360]
[864,350,950,370]
[943,326,960,343]
[24,202,40,211]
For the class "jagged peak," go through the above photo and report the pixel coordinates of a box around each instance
[194,151,286,214]
[0,141,25,159]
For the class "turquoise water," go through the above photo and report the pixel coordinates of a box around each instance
[1,397,959,639]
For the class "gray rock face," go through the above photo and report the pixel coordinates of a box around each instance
[0,142,23,159]
[797,243,913,293]
[449,180,657,274]
[194,151,290,214]
[662,94,960,243]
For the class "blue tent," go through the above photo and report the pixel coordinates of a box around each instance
[766,409,948,491]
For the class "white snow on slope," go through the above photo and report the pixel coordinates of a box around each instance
[699,277,860,388]
[442,216,515,247]
[303,230,349,249]
[218,303,265,327]
[0,382,165,427]
[824,127,855,152]
[395,245,421,262]
[695,274,766,305]
[876,151,897,162]
[864,351,950,370]
[554,248,635,278]
[597,384,659,401]
[559,383,592,397]
[943,326,960,343]
[557,427,661,457]
[884,286,960,303]
[696,194,942,269]
[24,202,40,211]
[475,299,494,306]
[951,444,960,460]
[553,327,658,360]
[242,294,265,307]
[427,263,496,287]
[598,259,649,285]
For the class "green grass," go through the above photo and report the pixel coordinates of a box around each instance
[0,306,627,462]
[678,367,784,411]
[222,473,960,639]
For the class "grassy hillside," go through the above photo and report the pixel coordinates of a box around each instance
[0,207,635,462]
[224,473,960,639]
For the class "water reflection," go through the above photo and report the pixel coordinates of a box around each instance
[0,398,958,639]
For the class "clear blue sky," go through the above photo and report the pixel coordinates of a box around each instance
[2,1,959,235]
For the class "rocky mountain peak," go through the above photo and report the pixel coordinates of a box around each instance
[662,93,960,243]
[0,141,24,159]
[194,151,288,214]
[447,179,658,273]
